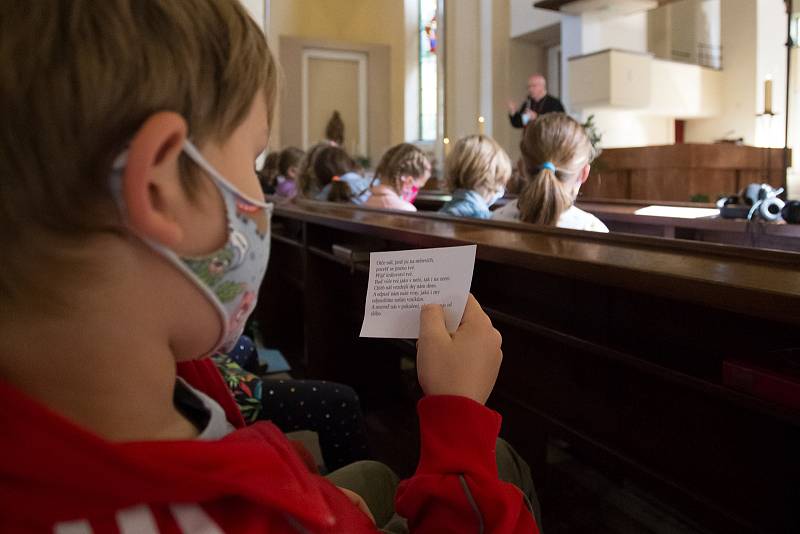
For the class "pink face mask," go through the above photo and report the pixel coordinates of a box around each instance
[402,185,420,203]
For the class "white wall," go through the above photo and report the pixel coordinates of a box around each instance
[755,0,787,148]
[684,0,786,147]
[581,11,648,54]
[685,0,758,144]
[589,110,674,147]
[510,0,560,38]
[561,9,660,145]
[241,0,267,30]
[649,59,722,118]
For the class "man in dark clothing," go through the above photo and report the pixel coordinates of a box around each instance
[508,73,565,128]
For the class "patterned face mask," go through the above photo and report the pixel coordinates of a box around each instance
[111,140,273,356]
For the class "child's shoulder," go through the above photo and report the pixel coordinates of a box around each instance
[558,206,609,233]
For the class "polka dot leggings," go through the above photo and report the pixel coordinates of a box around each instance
[261,379,369,472]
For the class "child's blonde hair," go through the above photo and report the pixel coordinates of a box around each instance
[517,113,594,226]
[0,0,277,299]
[374,144,430,193]
[445,135,512,198]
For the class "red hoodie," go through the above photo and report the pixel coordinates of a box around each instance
[0,358,539,533]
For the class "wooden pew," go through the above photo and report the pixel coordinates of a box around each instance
[257,199,800,533]
[408,191,800,252]
[581,198,800,252]
[582,144,788,203]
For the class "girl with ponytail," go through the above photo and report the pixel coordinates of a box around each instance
[493,113,608,232]
[312,146,372,204]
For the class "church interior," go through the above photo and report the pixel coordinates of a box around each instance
[222,1,800,532]
[3,0,799,532]
[240,1,800,532]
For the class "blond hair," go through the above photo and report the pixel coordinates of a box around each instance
[517,113,593,226]
[0,0,277,298]
[374,144,430,194]
[445,135,512,198]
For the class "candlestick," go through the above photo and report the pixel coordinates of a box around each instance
[478,116,485,136]
[765,76,773,115]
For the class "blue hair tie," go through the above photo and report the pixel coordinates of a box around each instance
[540,162,556,172]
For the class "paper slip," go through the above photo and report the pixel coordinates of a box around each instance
[359,245,477,339]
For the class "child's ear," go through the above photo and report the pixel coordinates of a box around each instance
[580,164,591,184]
[122,112,188,247]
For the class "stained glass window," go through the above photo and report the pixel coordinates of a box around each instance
[419,0,439,141]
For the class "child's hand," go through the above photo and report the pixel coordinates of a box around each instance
[417,294,502,405]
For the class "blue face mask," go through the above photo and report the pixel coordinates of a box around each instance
[110,140,273,356]
[488,187,506,206]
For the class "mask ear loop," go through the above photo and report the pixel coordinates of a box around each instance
[183,140,272,209]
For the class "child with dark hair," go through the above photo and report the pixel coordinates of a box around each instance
[313,146,372,204]
[258,151,281,194]
[297,141,334,198]
[274,146,305,199]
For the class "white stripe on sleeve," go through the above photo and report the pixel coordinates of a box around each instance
[54,519,93,534]
[171,504,224,534]
[116,504,159,534]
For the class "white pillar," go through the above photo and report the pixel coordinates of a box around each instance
[560,14,583,114]
[479,0,493,136]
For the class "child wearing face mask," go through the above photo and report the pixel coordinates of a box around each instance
[364,143,431,212]
[492,113,609,232]
[0,1,541,533]
[438,135,512,219]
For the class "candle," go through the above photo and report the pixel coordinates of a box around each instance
[765,76,773,115]
[478,116,485,135]
[443,137,451,158]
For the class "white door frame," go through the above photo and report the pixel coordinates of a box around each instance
[301,48,368,154]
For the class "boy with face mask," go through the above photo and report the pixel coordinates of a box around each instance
[0,1,539,532]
